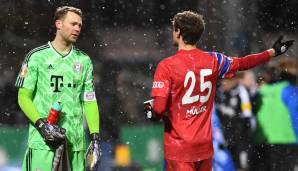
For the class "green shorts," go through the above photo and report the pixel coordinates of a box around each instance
[21,148,85,171]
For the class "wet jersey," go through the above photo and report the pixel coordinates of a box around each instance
[15,42,96,151]
[151,48,269,161]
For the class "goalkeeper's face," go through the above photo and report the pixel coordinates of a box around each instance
[56,11,82,43]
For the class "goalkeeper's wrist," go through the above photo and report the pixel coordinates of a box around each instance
[90,133,100,141]
[31,116,41,125]
[34,118,46,128]
[267,48,276,57]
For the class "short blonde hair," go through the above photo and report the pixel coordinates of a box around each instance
[54,6,82,21]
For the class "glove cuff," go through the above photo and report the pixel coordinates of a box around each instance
[35,118,46,128]
[90,133,100,141]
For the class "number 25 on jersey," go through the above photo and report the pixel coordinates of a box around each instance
[182,69,212,105]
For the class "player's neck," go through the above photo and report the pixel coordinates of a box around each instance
[178,40,196,51]
[51,36,72,55]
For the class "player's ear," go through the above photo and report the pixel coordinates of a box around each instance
[176,29,181,39]
[55,20,62,30]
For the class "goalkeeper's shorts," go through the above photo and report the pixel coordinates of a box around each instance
[21,148,85,171]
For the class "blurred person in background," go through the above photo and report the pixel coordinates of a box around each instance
[0,68,24,125]
[0,147,20,171]
[116,67,152,123]
[211,106,236,171]
[144,10,293,171]
[252,57,298,171]
[15,6,101,171]
[215,74,255,171]
[239,70,258,98]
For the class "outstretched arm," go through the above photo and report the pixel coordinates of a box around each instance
[236,35,294,71]
[218,36,294,78]
[232,49,273,71]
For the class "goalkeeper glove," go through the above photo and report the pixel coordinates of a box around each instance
[272,35,294,56]
[144,99,160,121]
[144,99,154,119]
[85,133,101,171]
[35,118,66,148]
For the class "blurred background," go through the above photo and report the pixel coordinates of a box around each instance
[0,0,297,171]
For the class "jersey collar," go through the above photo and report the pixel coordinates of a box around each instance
[48,41,73,58]
[177,48,201,55]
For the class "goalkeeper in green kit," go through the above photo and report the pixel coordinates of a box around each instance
[15,6,101,171]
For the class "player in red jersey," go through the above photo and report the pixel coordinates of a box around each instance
[144,11,294,171]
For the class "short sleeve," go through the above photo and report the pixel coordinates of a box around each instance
[81,58,96,102]
[15,53,38,90]
[151,61,171,99]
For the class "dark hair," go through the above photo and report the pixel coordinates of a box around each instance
[172,11,205,45]
[54,6,82,21]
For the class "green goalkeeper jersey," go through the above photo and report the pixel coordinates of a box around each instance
[15,42,97,151]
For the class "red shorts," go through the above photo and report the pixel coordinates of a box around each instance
[165,158,212,171]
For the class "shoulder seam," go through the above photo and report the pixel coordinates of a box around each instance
[24,44,50,64]
[16,44,49,88]
[74,47,89,57]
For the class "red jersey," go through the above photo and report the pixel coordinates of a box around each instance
[151,48,269,161]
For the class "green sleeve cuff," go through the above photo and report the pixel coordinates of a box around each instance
[18,88,40,123]
[83,101,100,134]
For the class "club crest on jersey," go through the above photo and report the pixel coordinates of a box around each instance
[20,64,28,78]
[73,62,82,72]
